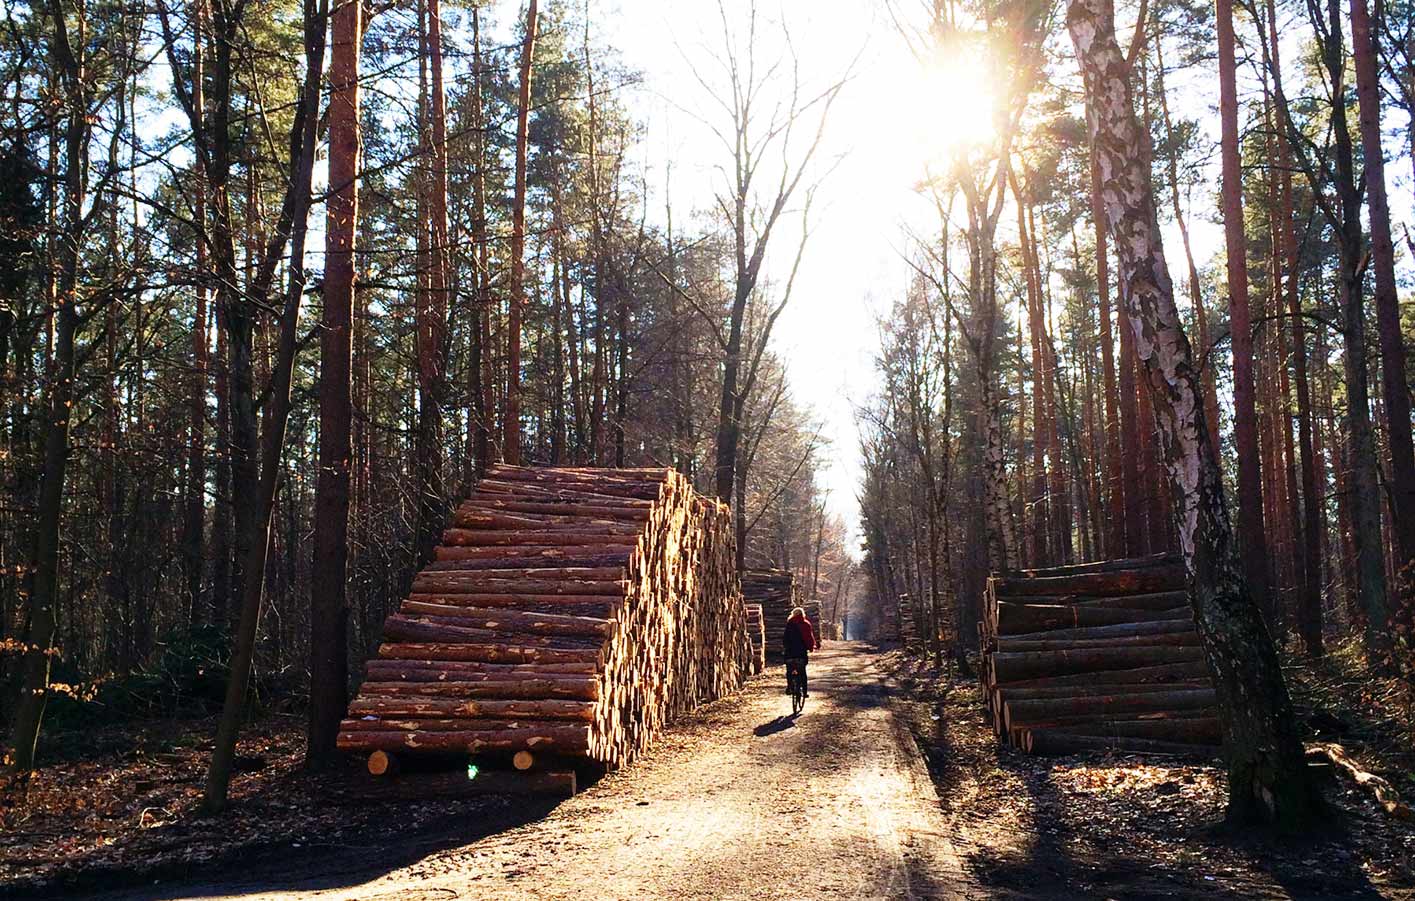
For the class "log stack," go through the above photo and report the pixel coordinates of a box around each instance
[803,599,822,639]
[897,593,919,649]
[980,555,1221,758]
[741,569,797,661]
[744,603,766,673]
[337,465,749,771]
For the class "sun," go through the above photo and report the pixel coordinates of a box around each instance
[914,53,999,161]
[871,41,1000,176]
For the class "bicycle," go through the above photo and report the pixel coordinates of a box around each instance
[785,658,807,715]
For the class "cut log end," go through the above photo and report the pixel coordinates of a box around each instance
[512,750,535,771]
[367,750,399,777]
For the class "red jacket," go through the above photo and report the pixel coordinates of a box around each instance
[783,616,818,658]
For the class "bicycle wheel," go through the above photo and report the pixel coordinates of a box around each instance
[789,665,805,715]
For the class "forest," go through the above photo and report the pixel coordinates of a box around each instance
[1,0,1414,893]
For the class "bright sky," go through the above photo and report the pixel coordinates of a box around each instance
[600,0,1221,547]
[604,0,957,547]
[385,0,1407,549]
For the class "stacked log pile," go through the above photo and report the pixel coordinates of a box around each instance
[337,464,749,771]
[875,592,898,643]
[803,600,822,638]
[897,594,919,649]
[980,555,1221,758]
[741,569,796,661]
[744,603,766,673]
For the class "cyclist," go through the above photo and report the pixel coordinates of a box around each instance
[782,606,820,698]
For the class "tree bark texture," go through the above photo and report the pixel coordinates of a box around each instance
[504,0,538,465]
[1066,0,1315,826]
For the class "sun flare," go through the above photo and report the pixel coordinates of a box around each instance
[883,49,999,173]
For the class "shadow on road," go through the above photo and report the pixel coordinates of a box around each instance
[64,795,570,901]
[752,715,798,737]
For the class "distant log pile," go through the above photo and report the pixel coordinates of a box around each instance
[744,603,766,673]
[741,569,797,660]
[803,599,822,638]
[897,593,919,649]
[337,465,749,772]
[980,554,1220,758]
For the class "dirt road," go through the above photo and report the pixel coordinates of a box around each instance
[101,643,967,900]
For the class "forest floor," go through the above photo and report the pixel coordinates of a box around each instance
[8,643,968,900]
[2,642,1413,899]
[892,646,1415,899]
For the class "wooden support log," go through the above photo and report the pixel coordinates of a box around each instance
[397,603,612,638]
[1024,730,1220,757]
[996,633,1200,652]
[1007,554,1180,578]
[414,565,626,581]
[996,602,1190,634]
[992,567,1184,598]
[433,544,638,563]
[409,576,627,596]
[358,678,599,701]
[997,681,1210,702]
[425,553,633,572]
[452,508,651,529]
[377,642,601,665]
[996,661,1208,690]
[380,616,601,649]
[1003,688,1216,731]
[476,479,659,503]
[1001,619,1195,643]
[462,498,659,519]
[1040,716,1222,744]
[363,659,598,678]
[991,645,1202,683]
[347,696,596,721]
[1068,590,1189,611]
[337,727,590,754]
[441,529,644,547]
[404,594,618,616]
[486,463,669,484]
[340,717,585,733]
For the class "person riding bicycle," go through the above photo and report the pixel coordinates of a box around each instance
[782,607,819,697]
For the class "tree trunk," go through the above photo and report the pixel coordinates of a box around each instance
[7,0,91,773]
[415,0,449,562]
[470,6,492,471]
[1272,34,1323,654]
[1322,0,1391,662]
[202,0,328,812]
[1019,192,1049,566]
[1091,152,1124,560]
[1218,0,1272,624]
[504,0,538,465]
[308,0,358,769]
[183,1,208,624]
[1066,0,1315,826]
[1350,0,1415,605]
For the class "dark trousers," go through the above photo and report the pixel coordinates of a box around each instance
[786,656,808,694]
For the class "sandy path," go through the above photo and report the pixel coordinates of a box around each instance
[99,643,968,900]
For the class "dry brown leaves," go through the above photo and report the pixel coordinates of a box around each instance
[0,714,504,898]
[887,649,1415,900]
